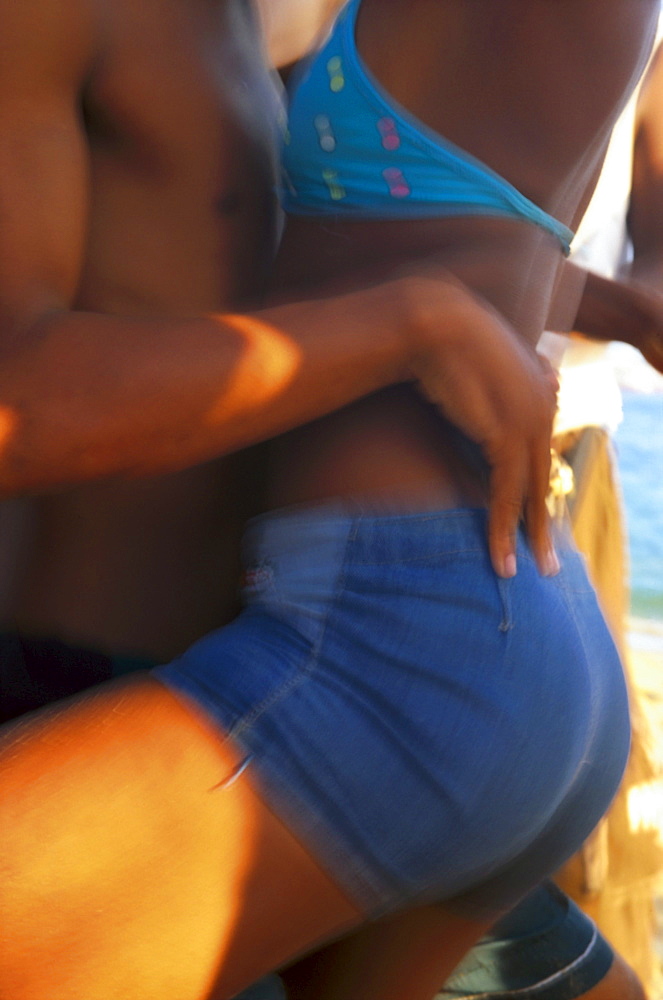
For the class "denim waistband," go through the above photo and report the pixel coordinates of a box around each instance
[243,502,575,571]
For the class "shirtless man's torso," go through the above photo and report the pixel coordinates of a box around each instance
[1,0,281,660]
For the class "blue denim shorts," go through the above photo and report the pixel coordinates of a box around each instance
[156,505,629,918]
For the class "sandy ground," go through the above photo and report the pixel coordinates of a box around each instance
[627,629,663,998]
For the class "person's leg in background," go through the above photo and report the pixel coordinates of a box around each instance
[437,881,645,1000]
[277,882,645,1000]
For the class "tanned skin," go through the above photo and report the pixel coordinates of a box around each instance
[0,0,565,663]
[550,40,663,374]
[0,0,284,660]
[572,36,663,366]
[0,3,658,1000]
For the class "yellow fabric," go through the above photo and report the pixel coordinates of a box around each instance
[553,427,663,996]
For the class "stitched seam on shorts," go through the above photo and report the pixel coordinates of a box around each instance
[496,577,514,632]
[552,585,604,781]
[548,549,593,595]
[228,523,355,741]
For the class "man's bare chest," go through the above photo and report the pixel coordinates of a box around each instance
[88,1,280,182]
[78,0,283,310]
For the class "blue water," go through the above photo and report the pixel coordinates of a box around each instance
[614,390,663,621]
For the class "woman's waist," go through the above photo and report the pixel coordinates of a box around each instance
[264,387,489,511]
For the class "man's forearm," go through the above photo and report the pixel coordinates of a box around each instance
[0,283,416,495]
[572,269,643,343]
[570,266,661,344]
[559,265,663,373]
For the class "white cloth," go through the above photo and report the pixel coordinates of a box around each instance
[553,14,663,435]
[552,72,643,435]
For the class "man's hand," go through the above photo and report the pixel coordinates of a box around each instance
[405,276,559,579]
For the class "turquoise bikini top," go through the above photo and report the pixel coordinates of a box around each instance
[281,0,574,254]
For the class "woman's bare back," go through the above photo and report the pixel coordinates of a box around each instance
[267,0,658,512]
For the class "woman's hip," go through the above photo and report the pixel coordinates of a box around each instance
[155,503,629,915]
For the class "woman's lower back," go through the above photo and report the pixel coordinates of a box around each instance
[267,214,561,514]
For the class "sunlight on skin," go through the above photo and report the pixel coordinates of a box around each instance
[206,315,302,426]
[0,406,17,457]
[0,681,261,1000]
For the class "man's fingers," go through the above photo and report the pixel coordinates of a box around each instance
[487,449,526,578]
[525,443,559,577]
[487,435,558,579]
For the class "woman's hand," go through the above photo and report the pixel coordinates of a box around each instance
[404,275,559,579]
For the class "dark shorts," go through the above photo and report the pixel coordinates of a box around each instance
[234,976,287,1000]
[0,631,152,723]
[439,881,613,999]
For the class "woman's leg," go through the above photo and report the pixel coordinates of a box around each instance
[0,674,363,1000]
[281,905,493,1000]
[280,896,646,1000]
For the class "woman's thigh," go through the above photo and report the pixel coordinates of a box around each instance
[0,674,362,1000]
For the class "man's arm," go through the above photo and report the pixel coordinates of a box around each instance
[0,5,490,493]
[0,277,560,581]
[0,1,408,492]
[0,2,558,577]
[570,267,663,373]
